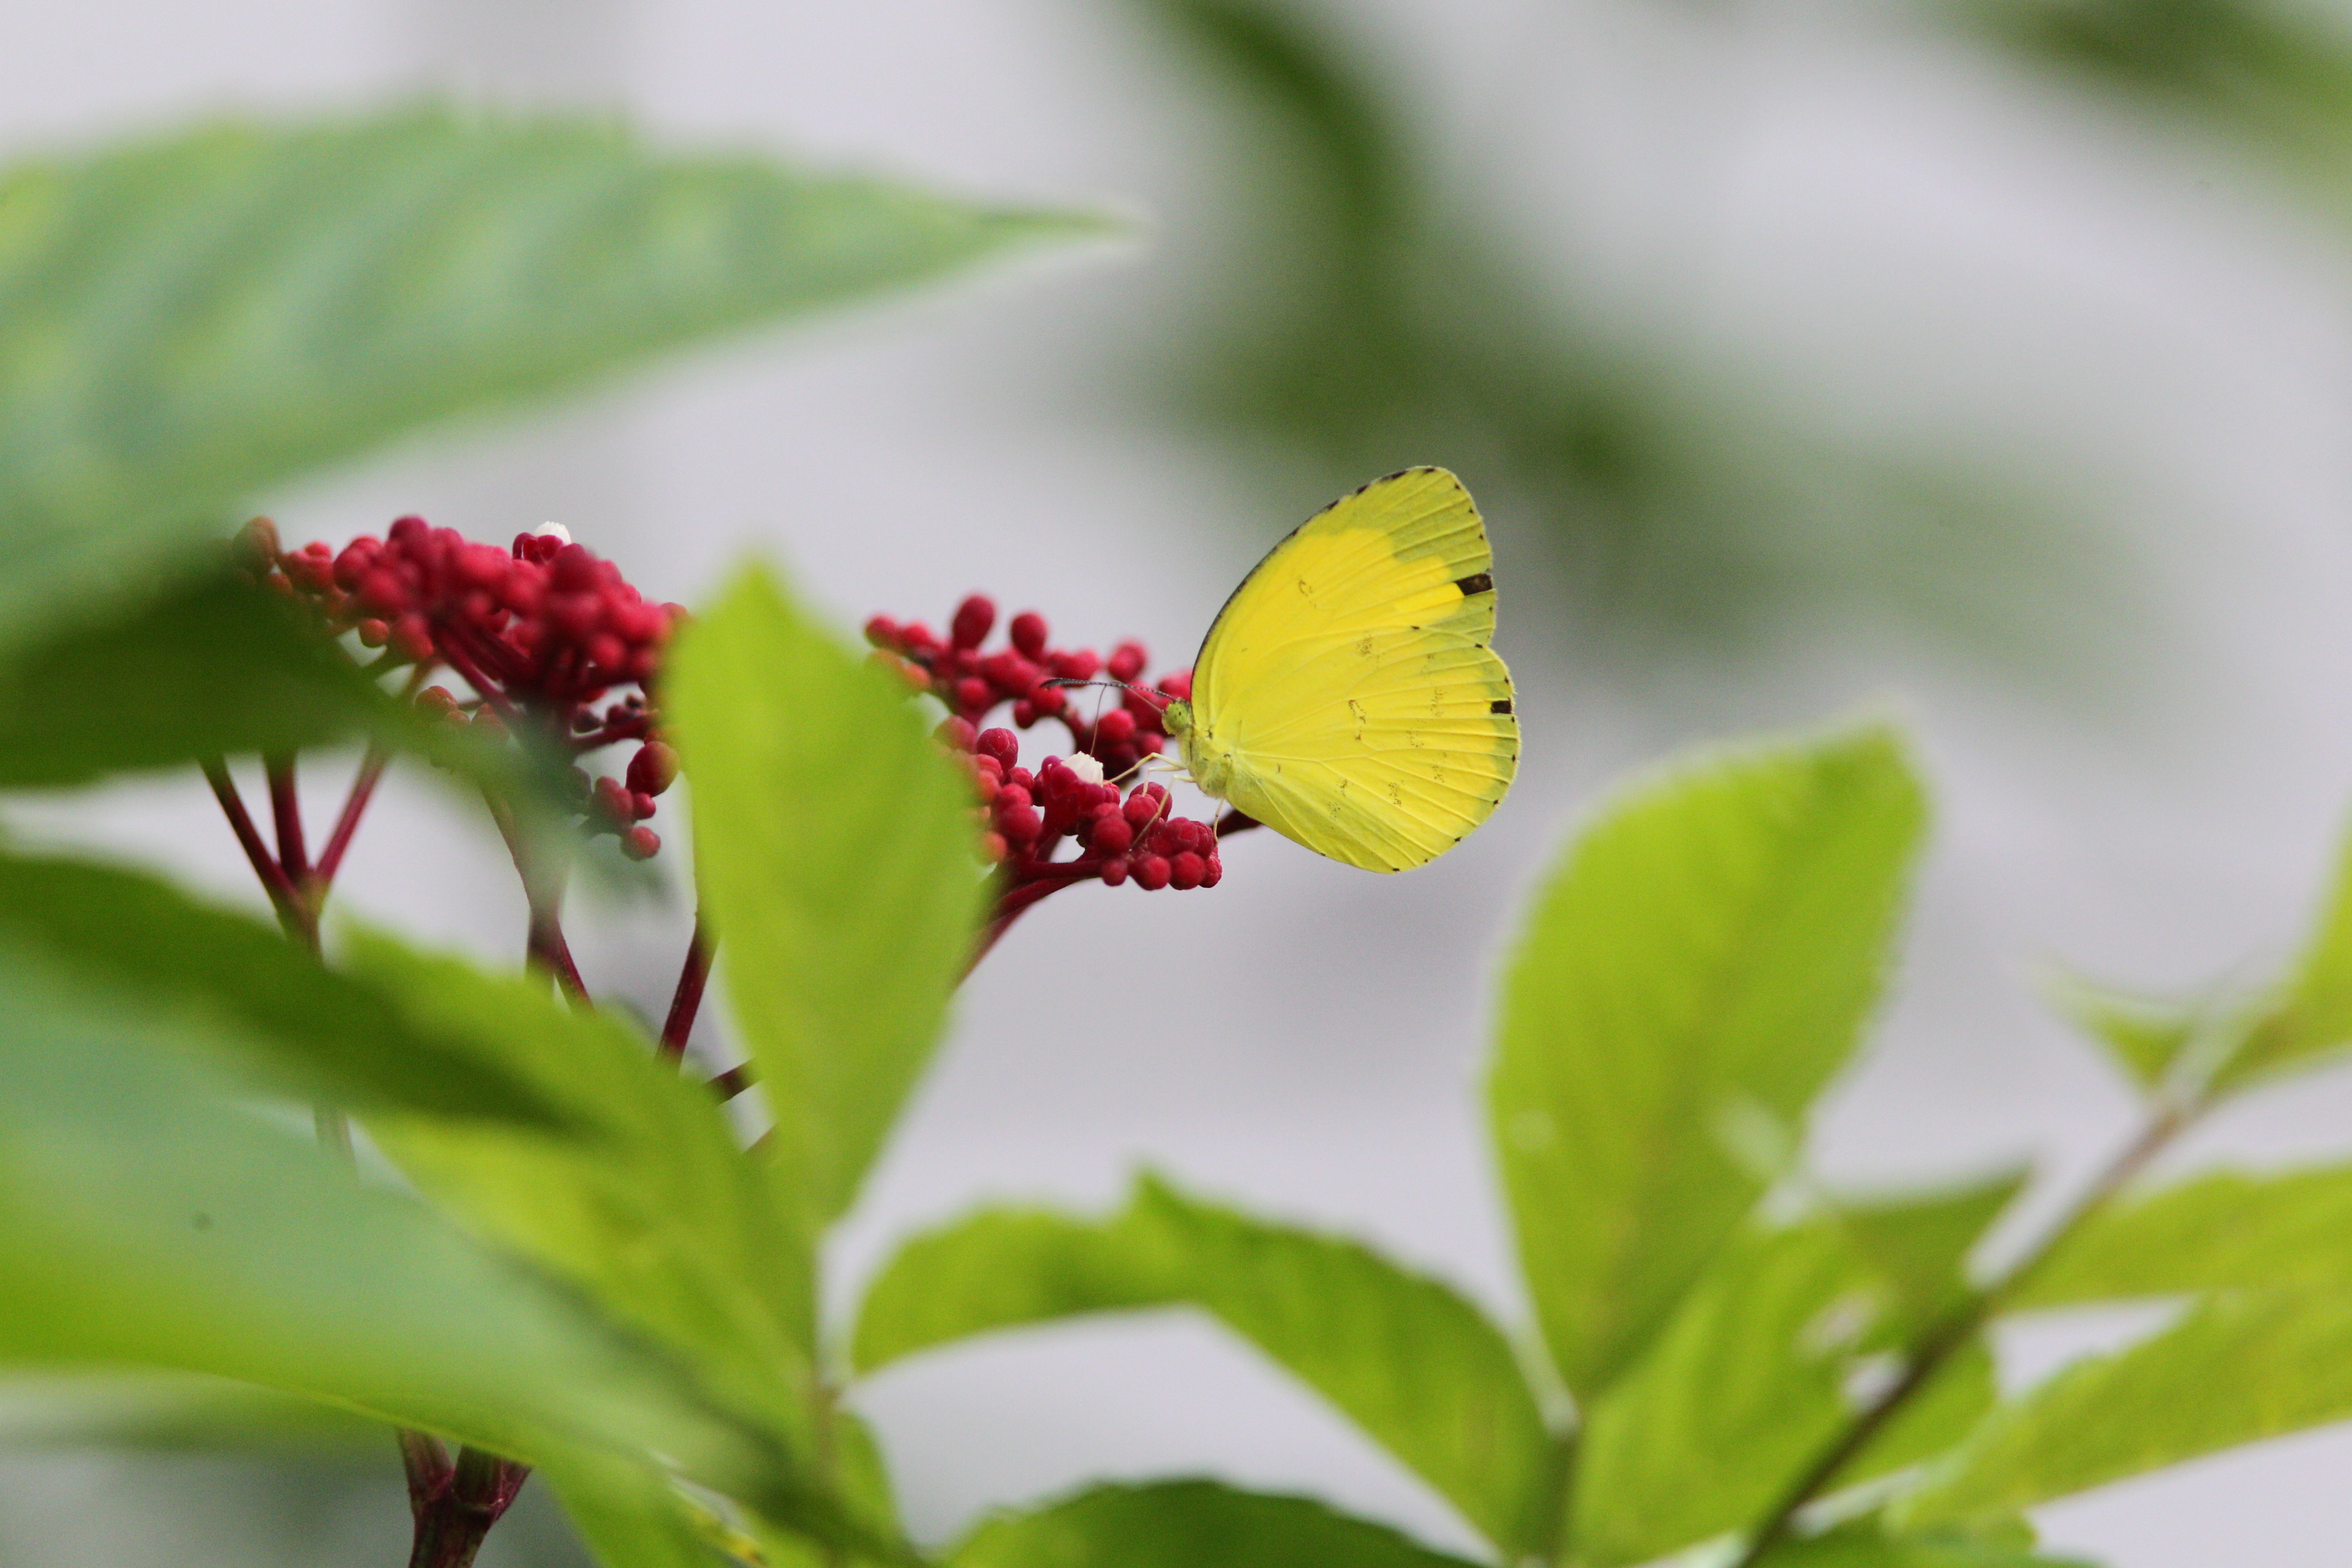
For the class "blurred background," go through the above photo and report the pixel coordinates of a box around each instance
[8,0,2352,1563]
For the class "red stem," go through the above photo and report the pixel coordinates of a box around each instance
[203,760,301,919]
[482,790,587,1003]
[312,745,389,887]
[265,755,309,881]
[660,914,714,1059]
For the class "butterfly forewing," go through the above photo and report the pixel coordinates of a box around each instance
[1192,467,1518,873]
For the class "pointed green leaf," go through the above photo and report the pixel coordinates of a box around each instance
[0,851,578,1130]
[1838,1169,2027,1328]
[0,1372,383,1451]
[852,1175,1555,1557]
[1490,725,1928,1398]
[2012,1162,2352,1308]
[1902,1286,2352,1526]
[667,564,984,1225]
[852,1206,1148,1372]
[2040,967,2204,1093]
[948,1481,1485,1568]
[1757,1520,2090,1567]
[0,571,384,787]
[0,938,776,1493]
[550,1453,744,1568]
[1573,1222,1861,1566]
[348,932,820,1432]
[2212,814,2352,1089]
[0,109,1106,654]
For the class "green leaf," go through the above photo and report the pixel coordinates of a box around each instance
[947,1481,1485,1568]
[1837,1169,2027,1329]
[1572,1222,1863,1567]
[0,850,579,1130]
[550,1453,744,1568]
[1756,1520,2090,1567]
[1489,724,1928,1398]
[2012,1162,2352,1308]
[852,1206,1148,1372]
[0,570,385,787]
[2039,967,2204,1093]
[2211,813,2352,1090]
[0,1371,383,1451]
[0,107,1105,655]
[852,1175,1554,1557]
[0,936,786,1501]
[346,931,820,1436]
[667,564,984,1226]
[1900,1286,2352,1526]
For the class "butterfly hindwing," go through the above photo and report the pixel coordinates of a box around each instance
[1191,468,1518,873]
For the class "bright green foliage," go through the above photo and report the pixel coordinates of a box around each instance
[547,1454,743,1568]
[1756,1520,2091,1567]
[2210,815,2352,1089]
[0,852,578,1130]
[2016,1163,2352,1306]
[0,1371,384,1451]
[0,573,385,786]
[2039,968,2208,1093]
[0,109,1103,656]
[1573,1222,1868,1566]
[1902,1287,2352,1526]
[1838,1171,2027,1328]
[667,565,985,1226]
[348,933,821,1444]
[1489,725,1928,1398]
[0,938,781,1495]
[852,1173,1553,1557]
[852,1206,1148,1372]
[947,1481,1485,1568]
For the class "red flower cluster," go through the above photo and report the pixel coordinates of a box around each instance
[240,517,681,861]
[864,595,1193,782]
[869,594,1230,951]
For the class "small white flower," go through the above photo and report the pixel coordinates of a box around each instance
[1065,752,1106,786]
[534,522,573,545]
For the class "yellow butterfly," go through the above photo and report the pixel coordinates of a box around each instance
[1163,467,1518,873]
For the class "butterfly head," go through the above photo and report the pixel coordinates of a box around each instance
[1160,698,1193,738]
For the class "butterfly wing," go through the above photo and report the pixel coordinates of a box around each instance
[1191,467,1518,873]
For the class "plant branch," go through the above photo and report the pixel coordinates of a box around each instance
[311,742,389,889]
[660,914,714,1059]
[406,1444,530,1568]
[203,759,302,920]
[1728,1099,2200,1566]
[481,789,587,1003]
[265,754,309,882]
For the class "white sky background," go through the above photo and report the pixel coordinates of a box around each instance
[5,2,2352,1565]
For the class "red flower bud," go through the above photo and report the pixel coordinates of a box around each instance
[1093,708,1136,745]
[955,677,993,712]
[864,615,901,649]
[1133,854,1172,891]
[951,595,997,650]
[1158,669,1194,701]
[1100,856,1130,887]
[998,803,1044,844]
[1009,611,1049,658]
[1089,814,1133,856]
[622,826,661,860]
[1108,641,1148,683]
[977,729,1019,766]
[626,741,680,796]
[1169,851,1206,890]
[1052,648,1101,681]
[935,716,977,752]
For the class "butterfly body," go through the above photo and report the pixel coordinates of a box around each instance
[1165,467,1518,873]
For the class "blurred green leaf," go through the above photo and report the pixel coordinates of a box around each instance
[0,851,578,1130]
[1488,725,1927,1399]
[947,1480,1484,1568]
[1756,1520,2091,1567]
[1120,0,2116,673]
[2208,814,2352,1091]
[0,1371,383,1451]
[1900,1286,2352,1526]
[0,938,789,1501]
[2039,968,2206,1093]
[348,932,820,1442]
[1945,0,2352,191]
[1573,1223,1862,1566]
[854,1174,1552,1556]
[2011,1162,2352,1308]
[0,107,1106,655]
[1838,1170,2028,1328]
[0,570,384,787]
[550,1453,744,1568]
[667,564,984,1226]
